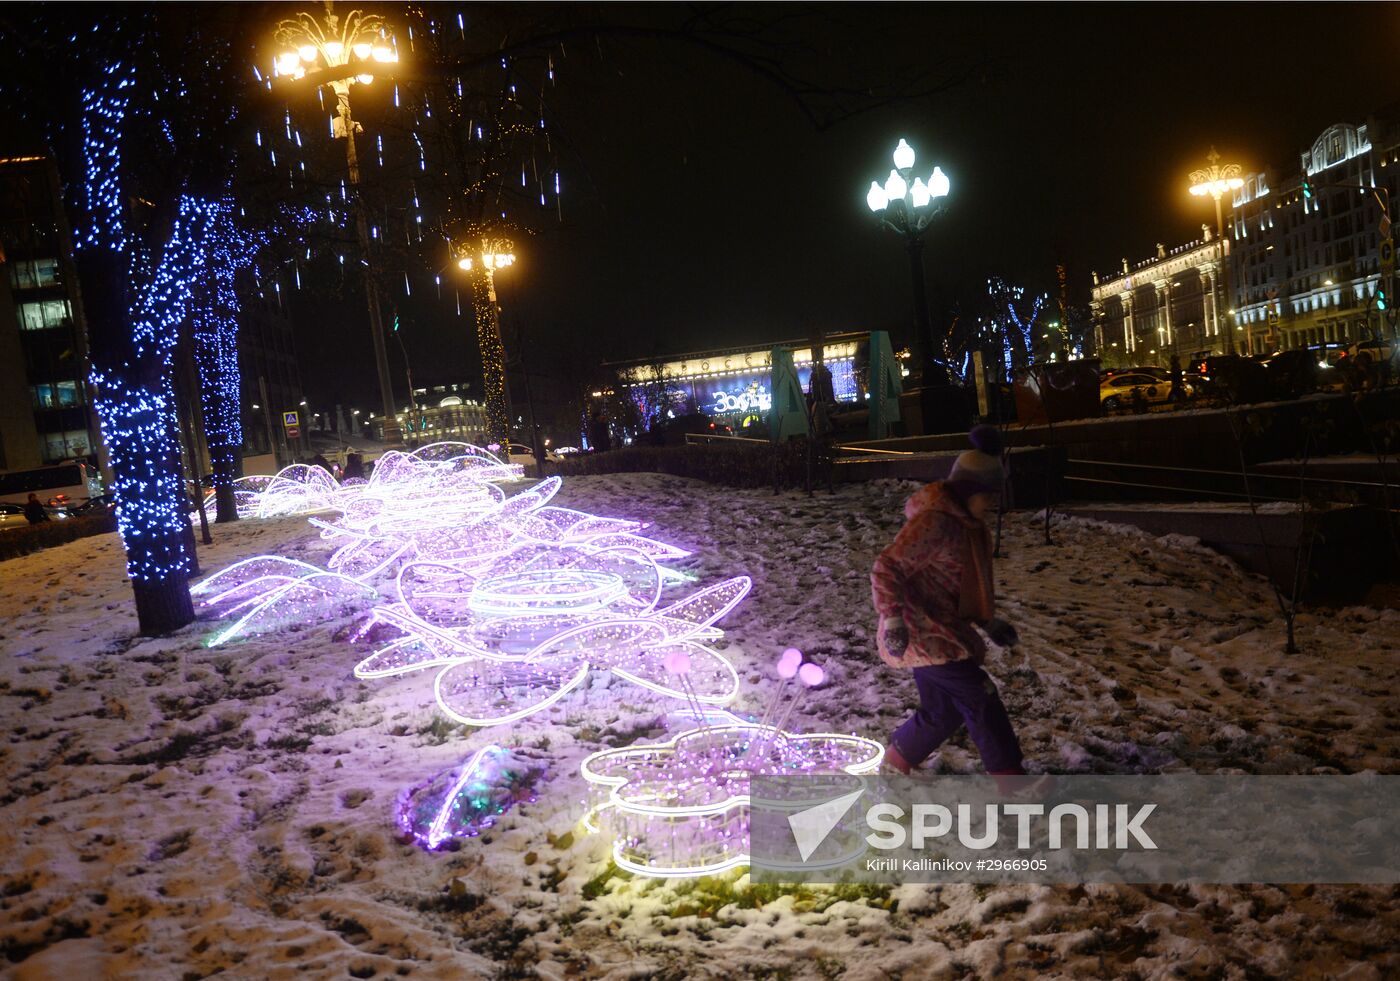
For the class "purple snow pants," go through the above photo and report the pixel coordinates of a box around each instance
[892,659,1024,773]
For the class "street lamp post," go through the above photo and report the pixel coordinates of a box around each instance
[865,139,955,427]
[390,314,423,447]
[273,6,403,444]
[1189,147,1245,356]
[452,231,517,450]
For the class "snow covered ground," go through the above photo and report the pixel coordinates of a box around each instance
[1,473,1396,979]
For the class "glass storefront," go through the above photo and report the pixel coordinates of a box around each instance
[629,356,862,427]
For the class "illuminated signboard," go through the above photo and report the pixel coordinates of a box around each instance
[630,358,860,422]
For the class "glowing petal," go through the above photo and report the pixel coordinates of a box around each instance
[434,658,591,726]
[609,641,740,703]
[650,576,752,639]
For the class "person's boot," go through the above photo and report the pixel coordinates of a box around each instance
[883,743,913,776]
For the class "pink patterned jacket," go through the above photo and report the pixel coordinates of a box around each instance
[870,482,995,669]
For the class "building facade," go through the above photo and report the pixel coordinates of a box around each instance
[1094,116,1400,368]
[0,153,102,471]
[240,295,311,462]
[1231,121,1396,354]
[1090,235,1229,368]
[374,383,491,444]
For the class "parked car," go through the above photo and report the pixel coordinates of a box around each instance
[67,494,117,516]
[1099,372,1170,411]
[0,502,28,532]
[1191,355,1271,404]
[506,443,538,467]
[1101,365,1171,383]
[0,500,69,528]
[1261,349,1322,400]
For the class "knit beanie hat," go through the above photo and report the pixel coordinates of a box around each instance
[945,424,1005,500]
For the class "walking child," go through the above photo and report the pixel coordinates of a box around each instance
[870,425,1030,777]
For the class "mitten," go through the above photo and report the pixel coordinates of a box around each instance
[880,615,909,658]
[983,617,1019,648]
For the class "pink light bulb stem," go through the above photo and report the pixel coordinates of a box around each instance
[751,648,813,759]
[674,670,707,729]
[753,692,797,762]
[770,693,803,744]
[767,659,824,748]
[686,677,709,729]
[754,676,792,732]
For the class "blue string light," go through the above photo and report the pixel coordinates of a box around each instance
[88,193,219,584]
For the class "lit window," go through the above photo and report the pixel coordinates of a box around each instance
[31,381,81,409]
[41,428,90,462]
[7,257,61,290]
[16,298,71,331]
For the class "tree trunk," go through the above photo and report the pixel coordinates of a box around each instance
[194,260,244,524]
[208,441,242,524]
[132,575,197,636]
[91,373,198,636]
[214,481,239,524]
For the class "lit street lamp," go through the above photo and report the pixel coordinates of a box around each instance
[452,228,517,450]
[1189,147,1245,356]
[273,6,403,444]
[866,139,952,389]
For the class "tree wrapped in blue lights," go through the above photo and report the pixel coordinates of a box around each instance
[192,202,260,524]
[3,7,254,635]
[84,183,221,632]
[984,276,1047,378]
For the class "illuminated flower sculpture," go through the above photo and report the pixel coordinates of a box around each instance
[580,652,884,877]
[193,442,748,724]
[193,446,886,864]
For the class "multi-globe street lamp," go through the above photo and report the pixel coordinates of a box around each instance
[452,230,517,450]
[272,6,404,444]
[865,139,952,389]
[1189,147,1245,356]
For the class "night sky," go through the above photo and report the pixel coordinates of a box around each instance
[335,2,1400,413]
[507,3,1400,353]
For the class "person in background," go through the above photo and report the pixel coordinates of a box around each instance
[342,453,365,481]
[23,492,49,525]
[870,424,1030,779]
[1167,354,1186,404]
[588,412,612,453]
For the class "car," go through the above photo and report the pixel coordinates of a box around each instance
[1099,372,1171,411]
[648,413,731,445]
[0,502,28,532]
[67,494,117,516]
[1347,339,1398,374]
[1101,365,1171,383]
[1261,349,1322,399]
[1348,338,1397,362]
[1191,355,1271,404]
[507,442,559,468]
[0,500,69,529]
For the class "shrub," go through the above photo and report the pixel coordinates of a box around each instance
[0,511,118,563]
